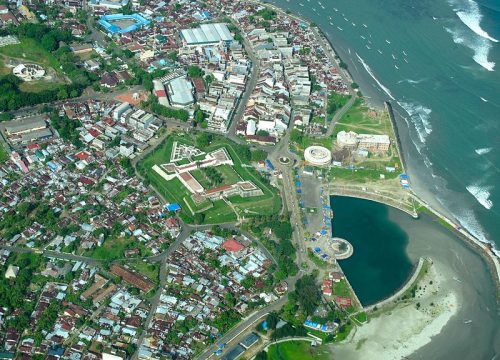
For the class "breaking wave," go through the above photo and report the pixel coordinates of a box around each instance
[397,78,427,85]
[475,147,492,155]
[466,184,493,209]
[446,0,497,71]
[445,27,495,71]
[397,101,433,144]
[355,53,395,100]
[455,0,498,43]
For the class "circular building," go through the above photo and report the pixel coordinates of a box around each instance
[13,63,45,81]
[304,146,332,166]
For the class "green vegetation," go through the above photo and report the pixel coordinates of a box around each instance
[352,311,368,324]
[266,341,329,360]
[329,167,399,182]
[290,129,333,152]
[138,134,281,224]
[187,65,204,78]
[0,253,43,330]
[130,261,160,283]
[0,142,7,162]
[253,8,277,20]
[327,92,351,118]
[142,95,189,122]
[333,98,392,137]
[50,112,83,148]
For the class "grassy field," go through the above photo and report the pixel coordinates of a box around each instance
[333,98,392,137]
[129,261,160,283]
[329,167,400,183]
[0,38,60,69]
[0,143,7,163]
[0,38,67,92]
[266,341,329,360]
[139,134,281,224]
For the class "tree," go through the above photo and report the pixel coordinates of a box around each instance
[196,133,213,148]
[194,109,205,123]
[266,312,279,330]
[294,274,321,316]
[255,352,268,360]
[256,130,270,137]
[188,65,204,78]
[41,34,57,52]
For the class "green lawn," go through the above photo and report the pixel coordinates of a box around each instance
[129,261,160,283]
[0,38,60,70]
[332,279,352,298]
[329,167,399,183]
[19,80,64,93]
[0,143,7,162]
[140,134,281,224]
[86,237,151,261]
[333,98,392,137]
[266,341,329,360]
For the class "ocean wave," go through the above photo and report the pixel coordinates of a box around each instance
[444,27,495,71]
[466,184,493,209]
[397,78,427,85]
[475,147,492,155]
[454,208,490,244]
[355,53,395,100]
[455,0,498,43]
[397,101,433,144]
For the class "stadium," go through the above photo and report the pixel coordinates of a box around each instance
[99,13,150,35]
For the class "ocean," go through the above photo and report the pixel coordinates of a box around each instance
[269,0,500,253]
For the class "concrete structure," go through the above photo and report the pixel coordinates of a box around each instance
[5,265,19,279]
[180,23,233,47]
[2,117,51,145]
[304,146,332,166]
[91,0,129,9]
[165,76,194,107]
[98,13,150,35]
[337,130,391,152]
[113,102,131,121]
[12,63,45,81]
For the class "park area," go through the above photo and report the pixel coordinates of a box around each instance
[137,133,281,224]
[266,341,329,360]
[0,37,67,93]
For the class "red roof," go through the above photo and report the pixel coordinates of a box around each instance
[88,129,99,138]
[223,239,245,252]
[156,90,167,97]
[335,296,352,308]
[26,143,40,151]
[75,151,89,161]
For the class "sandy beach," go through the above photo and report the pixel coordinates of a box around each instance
[330,262,460,360]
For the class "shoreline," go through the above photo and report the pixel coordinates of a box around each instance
[252,0,500,292]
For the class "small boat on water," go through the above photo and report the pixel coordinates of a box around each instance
[360,35,366,39]
[366,45,371,50]
[313,7,317,12]
[299,3,304,6]
[404,58,409,63]
[321,5,325,9]
[337,26,343,31]
[386,39,391,44]
[368,40,372,44]
[352,22,356,26]
[377,49,383,54]
[464,320,472,324]
[394,64,399,69]
[318,1,322,5]
[330,22,334,26]
[334,8,338,12]
[453,277,462,283]
[403,50,408,56]
[344,17,348,21]
[392,54,396,60]
[329,16,332,20]
[363,23,368,28]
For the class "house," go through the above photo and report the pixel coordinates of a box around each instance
[5,265,19,279]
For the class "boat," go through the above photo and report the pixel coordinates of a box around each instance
[366,45,371,50]
[328,16,332,20]
[453,277,462,283]
[362,23,368,28]
[360,35,366,39]
[300,3,304,6]
[464,320,472,324]
[313,8,317,12]
[392,54,396,60]
[377,49,383,54]
[330,22,334,26]
[386,39,391,44]
[321,5,325,9]
[344,17,348,21]
[337,26,343,31]
[394,64,399,69]
[334,7,338,11]
[403,50,408,56]
[404,58,408,63]
[318,1,322,5]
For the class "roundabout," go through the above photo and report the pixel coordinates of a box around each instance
[278,156,291,166]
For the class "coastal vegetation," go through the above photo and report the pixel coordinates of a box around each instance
[266,341,329,360]
[327,92,351,118]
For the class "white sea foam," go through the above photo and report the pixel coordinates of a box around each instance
[397,101,433,143]
[455,0,498,43]
[466,184,493,209]
[397,78,427,85]
[355,53,395,100]
[446,0,496,71]
[475,147,492,155]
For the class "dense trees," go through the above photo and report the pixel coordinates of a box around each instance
[294,274,321,316]
[50,113,83,148]
[196,132,213,148]
[187,65,204,78]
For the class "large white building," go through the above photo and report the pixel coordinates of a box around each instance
[180,23,234,47]
[337,130,390,152]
